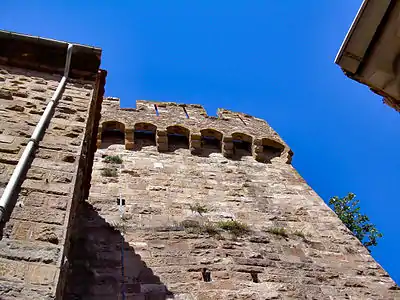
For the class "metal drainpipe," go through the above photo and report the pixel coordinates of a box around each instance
[0,44,74,223]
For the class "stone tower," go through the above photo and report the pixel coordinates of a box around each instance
[64,98,399,299]
[0,31,399,299]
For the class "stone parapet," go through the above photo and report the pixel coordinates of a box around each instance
[98,98,293,164]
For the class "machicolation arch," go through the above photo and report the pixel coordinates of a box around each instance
[200,128,223,155]
[166,125,190,151]
[99,121,125,149]
[232,132,253,159]
[97,98,293,164]
[133,122,157,150]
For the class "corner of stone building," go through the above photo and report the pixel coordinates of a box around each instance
[0,30,105,299]
[55,69,107,298]
[216,107,294,162]
[102,96,121,109]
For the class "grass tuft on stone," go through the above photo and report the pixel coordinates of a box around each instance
[293,230,306,239]
[180,220,220,237]
[217,219,250,236]
[104,155,123,164]
[101,167,118,177]
[189,203,208,216]
[180,219,201,230]
[267,227,288,238]
[203,223,220,236]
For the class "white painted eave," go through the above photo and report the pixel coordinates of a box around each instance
[335,0,392,74]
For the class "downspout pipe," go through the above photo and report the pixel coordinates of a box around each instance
[0,44,74,223]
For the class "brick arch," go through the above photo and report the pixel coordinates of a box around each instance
[166,125,190,151]
[253,137,285,163]
[167,125,190,137]
[200,128,223,140]
[133,122,157,150]
[261,138,285,152]
[134,122,157,132]
[98,120,126,149]
[231,132,253,143]
[200,128,223,153]
[102,120,126,131]
[231,132,253,158]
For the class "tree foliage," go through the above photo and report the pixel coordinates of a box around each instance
[329,193,382,251]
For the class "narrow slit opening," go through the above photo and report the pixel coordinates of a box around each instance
[154,104,159,116]
[183,106,189,119]
[202,268,211,282]
[116,198,125,206]
[251,272,259,283]
[237,114,247,125]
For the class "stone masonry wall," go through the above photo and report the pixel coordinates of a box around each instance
[0,65,103,299]
[65,99,400,299]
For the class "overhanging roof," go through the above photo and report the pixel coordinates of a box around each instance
[335,0,392,74]
[0,30,102,80]
[335,0,400,111]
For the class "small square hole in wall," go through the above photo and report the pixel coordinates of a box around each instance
[116,198,125,205]
[251,272,259,283]
[182,106,189,118]
[202,268,211,282]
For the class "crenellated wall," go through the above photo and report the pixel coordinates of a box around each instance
[97,98,293,164]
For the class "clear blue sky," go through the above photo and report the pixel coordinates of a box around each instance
[3,0,400,283]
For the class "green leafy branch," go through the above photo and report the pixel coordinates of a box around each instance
[329,192,382,251]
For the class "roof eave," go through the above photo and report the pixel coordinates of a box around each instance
[335,0,392,75]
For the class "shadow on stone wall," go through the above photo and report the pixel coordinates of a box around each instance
[63,202,174,299]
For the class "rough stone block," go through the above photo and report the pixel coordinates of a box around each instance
[0,89,13,100]
[0,259,26,282]
[0,240,60,264]
[25,264,57,285]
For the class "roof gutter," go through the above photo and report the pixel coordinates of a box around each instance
[0,29,101,54]
[334,0,369,65]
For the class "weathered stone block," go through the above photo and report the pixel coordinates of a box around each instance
[0,89,13,100]
[0,259,26,282]
[25,264,57,285]
[0,240,60,264]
